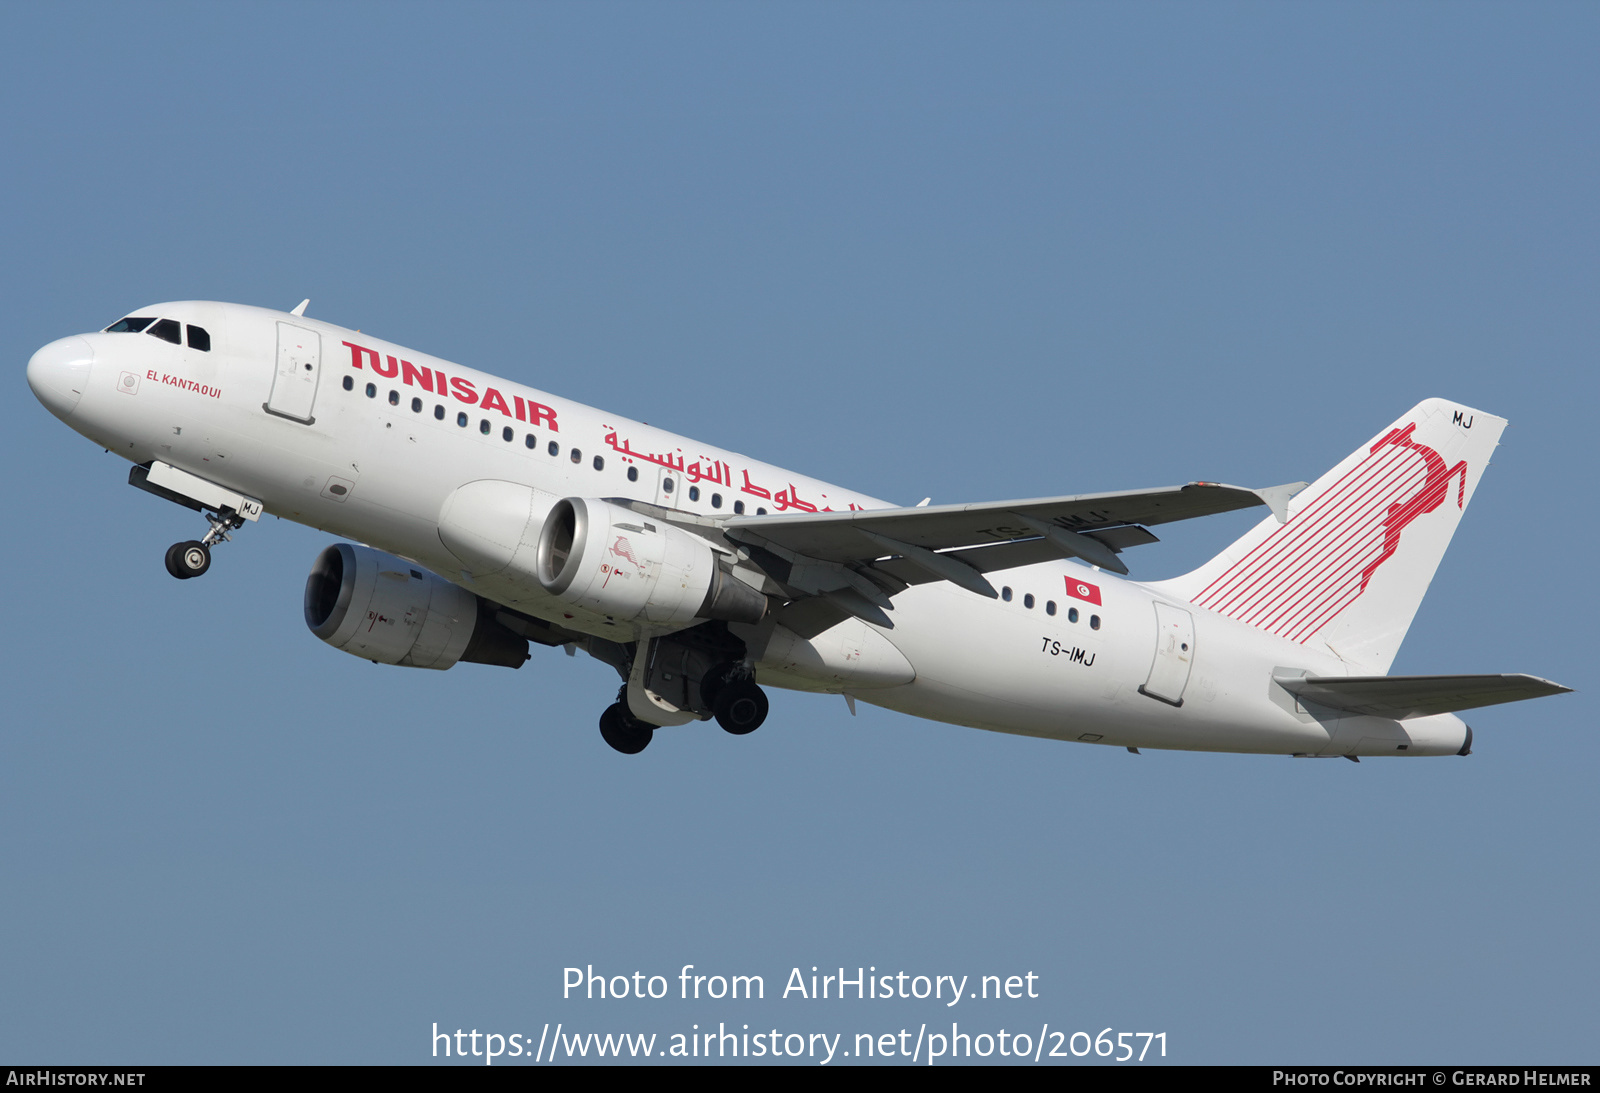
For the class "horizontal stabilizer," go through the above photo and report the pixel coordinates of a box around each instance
[1273,671,1571,720]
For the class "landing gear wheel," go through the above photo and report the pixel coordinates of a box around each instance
[698,662,736,712]
[164,540,211,579]
[599,702,653,755]
[714,681,768,735]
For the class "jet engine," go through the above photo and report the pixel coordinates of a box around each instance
[535,497,767,626]
[303,543,528,669]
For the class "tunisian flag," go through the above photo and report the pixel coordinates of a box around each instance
[1064,575,1102,605]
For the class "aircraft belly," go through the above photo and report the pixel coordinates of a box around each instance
[857,579,1133,739]
[853,578,1350,754]
[756,619,915,692]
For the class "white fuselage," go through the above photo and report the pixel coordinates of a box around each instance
[28,301,1469,757]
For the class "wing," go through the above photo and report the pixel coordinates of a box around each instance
[691,481,1298,632]
[1273,672,1572,720]
[724,481,1286,577]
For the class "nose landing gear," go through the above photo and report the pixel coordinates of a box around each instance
[163,508,244,580]
[164,541,211,579]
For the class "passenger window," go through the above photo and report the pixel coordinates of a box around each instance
[502,426,513,442]
[525,434,537,449]
[1024,593,1035,609]
[627,466,638,482]
[1068,607,1079,623]
[412,397,422,412]
[593,455,604,471]
[1090,615,1101,630]
[457,412,468,427]
[1046,600,1056,616]
[434,405,445,420]
[342,376,353,391]
[711,493,722,509]
[147,318,181,344]
[734,500,745,515]
[365,383,376,398]
[480,419,491,435]
[570,448,582,464]
[688,486,700,501]
[548,441,559,457]
[756,507,766,515]
[1002,586,1013,602]
[388,390,399,406]
[104,316,155,333]
[186,325,211,351]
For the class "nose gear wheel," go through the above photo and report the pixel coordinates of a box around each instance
[164,540,211,579]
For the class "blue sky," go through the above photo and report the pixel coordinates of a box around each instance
[2,1,1594,1064]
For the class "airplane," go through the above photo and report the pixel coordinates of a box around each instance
[25,299,1570,757]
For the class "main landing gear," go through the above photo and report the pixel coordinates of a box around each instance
[715,683,769,734]
[163,508,244,580]
[699,662,770,736]
[596,667,771,755]
[599,695,655,755]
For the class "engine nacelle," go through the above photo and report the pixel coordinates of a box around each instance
[303,543,529,669]
[535,497,767,626]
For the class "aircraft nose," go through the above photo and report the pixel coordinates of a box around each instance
[27,336,95,419]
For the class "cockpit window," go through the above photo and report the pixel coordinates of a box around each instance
[186,325,210,351]
[147,318,181,344]
[105,316,155,333]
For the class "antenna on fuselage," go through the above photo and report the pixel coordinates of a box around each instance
[290,299,310,317]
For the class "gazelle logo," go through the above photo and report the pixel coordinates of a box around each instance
[1193,420,1470,643]
[1358,423,1468,593]
[610,536,640,569]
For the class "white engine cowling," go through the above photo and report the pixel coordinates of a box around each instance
[535,497,767,626]
[303,543,528,669]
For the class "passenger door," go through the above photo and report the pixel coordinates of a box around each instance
[1140,602,1195,706]
[265,322,322,424]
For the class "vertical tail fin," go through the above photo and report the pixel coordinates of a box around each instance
[1152,399,1506,673]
